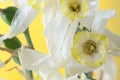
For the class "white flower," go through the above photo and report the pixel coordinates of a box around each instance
[19,47,88,80]
[0,0,44,44]
[43,0,99,22]
[19,6,117,80]
[65,10,117,80]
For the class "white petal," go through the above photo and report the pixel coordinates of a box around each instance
[8,6,39,38]
[102,55,116,80]
[85,0,99,16]
[108,50,120,57]
[44,12,70,55]
[33,53,70,70]
[19,47,69,73]
[104,29,120,48]
[79,15,95,29]
[39,65,80,80]
[38,63,81,80]
[0,59,5,68]
[12,0,28,7]
[66,59,94,76]
[92,10,116,33]
[18,46,46,71]
[40,69,64,80]
[43,0,58,27]
[61,20,80,59]
[102,72,113,80]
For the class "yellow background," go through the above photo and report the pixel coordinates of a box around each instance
[0,0,120,80]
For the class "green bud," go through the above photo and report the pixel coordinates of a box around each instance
[3,37,21,50]
[1,7,17,25]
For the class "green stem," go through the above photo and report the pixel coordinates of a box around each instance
[24,28,34,79]
[24,28,34,48]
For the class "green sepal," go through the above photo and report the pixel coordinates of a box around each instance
[75,27,82,34]
[13,56,21,65]
[1,7,17,25]
[82,26,91,32]
[3,37,21,50]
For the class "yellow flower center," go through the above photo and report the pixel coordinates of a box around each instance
[28,0,44,10]
[71,31,108,68]
[59,0,89,20]
[69,2,81,13]
[83,40,98,56]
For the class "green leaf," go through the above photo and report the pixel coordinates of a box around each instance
[1,7,17,25]
[13,56,21,65]
[3,37,21,50]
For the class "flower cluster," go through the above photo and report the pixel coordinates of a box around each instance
[0,0,120,80]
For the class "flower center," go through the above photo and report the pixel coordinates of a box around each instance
[69,3,81,13]
[82,40,98,56]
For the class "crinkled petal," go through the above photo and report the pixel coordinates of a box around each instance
[18,46,46,71]
[66,59,94,76]
[19,47,69,73]
[39,65,80,80]
[92,10,116,33]
[78,0,99,25]
[102,72,113,80]
[104,29,120,48]
[108,50,120,57]
[102,55,116,80]
[79,15,95,29]
[61,20,78,59]
[43,0,58,27]
[44,12,70,54]
[12,0,28,7]
[33,53,70,70]
[85,0,99,16]
[8,6,39,38]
